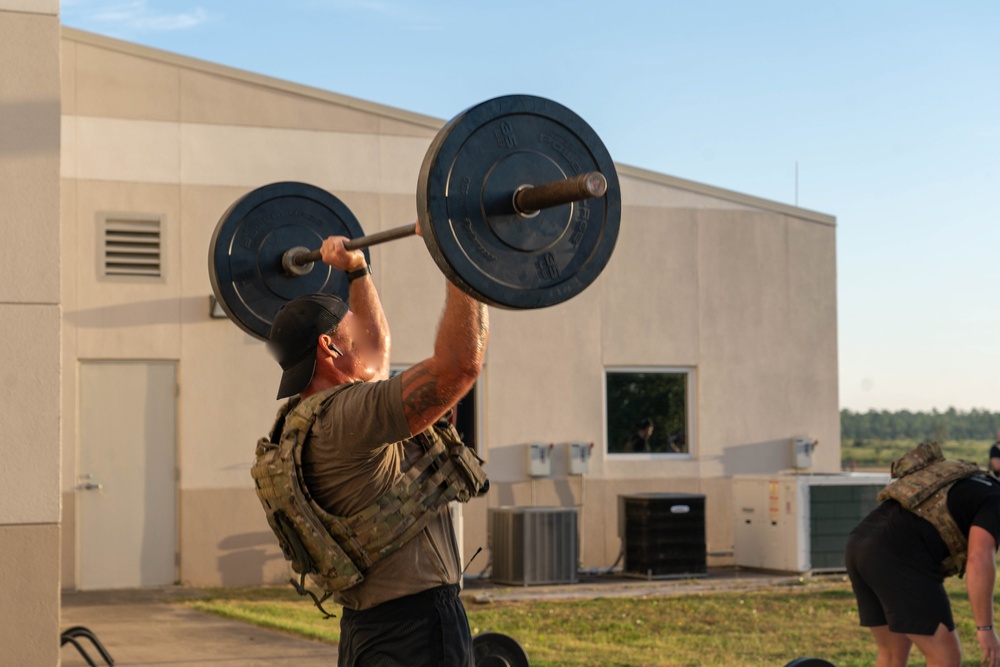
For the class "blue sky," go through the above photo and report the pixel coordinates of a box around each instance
[60,1,1000,412]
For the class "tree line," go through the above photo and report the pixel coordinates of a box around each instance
[842,408,1000,442]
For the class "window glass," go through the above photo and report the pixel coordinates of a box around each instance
[607,371,689,454]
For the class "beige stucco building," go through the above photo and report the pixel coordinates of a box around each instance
[0,3,62,664]
[1,11,839,657]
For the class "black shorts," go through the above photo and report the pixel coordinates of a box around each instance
[845,505,954,636]
[338,584,473,667]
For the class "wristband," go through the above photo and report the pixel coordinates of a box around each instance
[977,625,993,631]
[346,265,371,283]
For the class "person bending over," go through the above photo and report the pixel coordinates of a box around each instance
[845,442,1000,667]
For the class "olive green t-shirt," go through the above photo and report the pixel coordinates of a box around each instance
[300,375,463,610]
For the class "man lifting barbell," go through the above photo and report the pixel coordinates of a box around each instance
[258,222,488,666]
[221,96,617,667]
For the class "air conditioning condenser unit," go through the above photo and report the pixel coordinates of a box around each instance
[489,507,578,586]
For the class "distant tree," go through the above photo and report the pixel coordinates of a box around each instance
[841,408,1000,441]
[932,421,948,443]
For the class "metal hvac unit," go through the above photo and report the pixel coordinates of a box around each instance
[619,493,707,579]
[732,473,890,573]
[489,507,578,586]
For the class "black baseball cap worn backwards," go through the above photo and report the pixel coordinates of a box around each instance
[268,293,348,400]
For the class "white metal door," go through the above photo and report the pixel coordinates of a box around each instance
[78,361,177,589]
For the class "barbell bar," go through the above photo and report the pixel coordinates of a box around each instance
[285,171,608,270]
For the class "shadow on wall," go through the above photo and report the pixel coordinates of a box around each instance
[486,443,539,486]
[717,439,793,476]
[495,482,516,506]
[2,100,61,155]
[485,444,583,508]
[485,443,579,483]
[489,478,579,508]
[217,531,284,586]
[66,296,223,329]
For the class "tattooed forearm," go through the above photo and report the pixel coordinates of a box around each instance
[400,285,488,435]
[400,365,451,431]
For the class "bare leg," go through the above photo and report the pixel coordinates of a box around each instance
[907,623,961,667]
[870,625,912,667]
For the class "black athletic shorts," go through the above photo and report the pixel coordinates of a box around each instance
[844,502,954,636]
[338,584,474,667]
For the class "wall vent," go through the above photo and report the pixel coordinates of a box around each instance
[101,216,162,278]
[489,507,578,586]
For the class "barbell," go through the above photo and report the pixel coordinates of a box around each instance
[209,95,622,341]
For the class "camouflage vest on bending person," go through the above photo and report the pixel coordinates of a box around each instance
[251,386,489,612]
[877,441,980,576]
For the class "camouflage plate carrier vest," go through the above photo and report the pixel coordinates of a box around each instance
[877,442,980,576]
[251,386,489,611]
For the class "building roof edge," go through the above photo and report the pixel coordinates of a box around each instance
[616,162,837,226]
[60,26,446,130]
[61,27,836,226]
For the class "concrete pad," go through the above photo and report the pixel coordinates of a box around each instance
[463,568,824,603]
[61,590,337,666]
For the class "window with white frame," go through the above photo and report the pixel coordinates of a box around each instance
[606,368,692,455]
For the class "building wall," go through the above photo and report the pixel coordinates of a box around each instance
[0,3,62,663]
[59,28,839,589]
[468,176,840,569]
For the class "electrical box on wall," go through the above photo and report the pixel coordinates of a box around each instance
[792,437,817,469]
[527,443,553,477]
[566,442,593,475]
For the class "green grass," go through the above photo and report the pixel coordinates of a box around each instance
[179,575,994,666]
[841,439,992,469]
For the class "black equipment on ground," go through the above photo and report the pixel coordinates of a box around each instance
[60,626,115,666]
[472,631,530,667]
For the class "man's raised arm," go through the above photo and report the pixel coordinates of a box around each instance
[320,236,390,380]
[399,283,488,435]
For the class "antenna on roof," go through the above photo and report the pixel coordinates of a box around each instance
[795,160,799,207]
